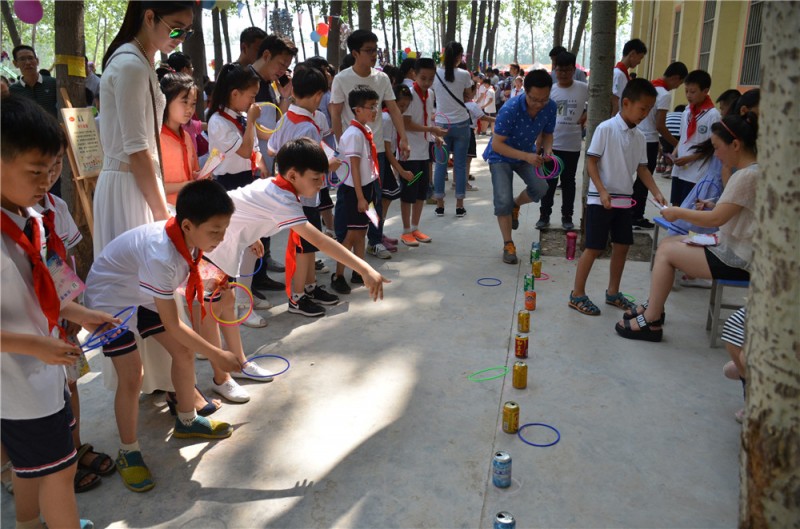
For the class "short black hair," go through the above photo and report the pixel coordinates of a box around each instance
[685,70,712,91]
[347,29,379,53]
[548,45,566,58]
[305,55,330,74]
[240,27,267,46]
[348,87,380,112]
[12,45,36,61]
[675,104,686,112]
[1,95,63,161]
[258,34,298,59]
[716,89,741,111]
[731,88,760,116]
[175,180,234,225]
[167,51,192,72]
[291,63,328,99]
[523,69,553,91]
[275,137,329,175]
[392,83,412,102]
[621,77,658,103]
[622,38,647,56]
[554,51,576,69]
[482,78,492,85]
[663,61,688,79]
[414,58,436,72]
[399,57,417,79]
[340,54,356,71]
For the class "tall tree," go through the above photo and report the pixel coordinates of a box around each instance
[182,3,208,116]
[358,1,371,32]
[328,1,343,68]
[283,0,296,47]
[740,2,800,527]
[211,7,223,77]
[221,8,232,64]
[308,3,320,57]
[579,0,616,241]
[410,16,419,52]
[513,0,521,63]
[487,0,500,66]
[1,0,21,48]
[393,0,401,59]
[474,0,487,71]
[294,1,306,60]
[482,0,493,67]
[466,0,477,69]
[378,0,390,62]
[570,0,590,56]
[445,0,458,45]
[553,0,569,49]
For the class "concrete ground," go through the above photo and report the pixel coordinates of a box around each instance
[2,137,745,528]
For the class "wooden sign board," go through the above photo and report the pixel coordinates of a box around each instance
[60,100,102,237]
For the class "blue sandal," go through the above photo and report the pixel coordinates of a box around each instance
[568,292,601,316]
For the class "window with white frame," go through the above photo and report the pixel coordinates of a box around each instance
[740,0,763,86]
[670,9,681,64]
[698,0,717,71]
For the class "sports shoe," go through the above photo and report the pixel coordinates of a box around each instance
[632,218,655,230]
[251,297,272,310]
[252,275,285,291]
[115,450,154,493]
[367,243,392,259]
[562,216,574,230]
[288,295,325,317]
[330,273,351,294]
[308,285,339,305]
[679,276,713,289]
[434,207,444,217]
[265,257,285,272]
[315,259,329,273]
[241,310,268,328]
[503,242,518,264]
[412,229,432,243]
[351,271,364,285]
[211,377,250,403]
[401,233,419,247]
[455,208,467,218]
[173,416,233,440]
[535,216,550,229]
[233,361,274,382]
[511,205,521,230]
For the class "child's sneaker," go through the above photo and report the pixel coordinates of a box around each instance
[434,207,445,217]
[308,285,339,305]
[367,243,392,259]
[330,273,351,294]
[287,295,325,317]
[173,416,233,440]
[115,449,155,493]
[401,233,419,247]
[412,230,432,243]
[233,361,274,382]
[455,208,467,218]
[351,271,364,285]
[315,259,329,273]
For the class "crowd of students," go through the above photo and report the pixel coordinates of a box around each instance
[0,2,762,525]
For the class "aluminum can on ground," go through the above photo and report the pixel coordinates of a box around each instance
[517,310,530,333]
[532,260,542,278]
[502,401,519,434]
[523,273,535,292]
[492,451,512,488]
[494,511,516,529]
[524,290,537,311]
[512,361,527,389]
[514,334,528,359]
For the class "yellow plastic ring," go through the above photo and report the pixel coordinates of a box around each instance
[255,102,284,134]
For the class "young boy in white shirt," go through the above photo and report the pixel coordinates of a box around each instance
[569,79,666,316]
[611,38,647,116]
[480,78,497,135]
[381,84,415,245]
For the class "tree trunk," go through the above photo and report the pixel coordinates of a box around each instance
[439,1,446,48]
[347,1,354,26]
[579,0,616,245]
[489,0,500,65]
[294,2,306,60]
[309,3,320,57]
[393,0,401,61]
[482,0,493,68]
[530,11,535,64]
[570,0,590,56]
[1,0,21,48]
[474,0,487,71]
[553,0,569,49]
[221,8,232,64]
[245,0,256,27]
[30,22,37,50]
[182,3,208,118]
[513,0,520,63]
[327,1,342,69]
[430,2,437,55]
[466,0,477,69]
[211,7,223,78]
[568,0,574,48]
[54,0,92,277]
[358,0,371,32]
[411,16,419,53]
[378,0,390,62]
[445,0,458,45]
[740,2,800,527]
[283,0,295,46]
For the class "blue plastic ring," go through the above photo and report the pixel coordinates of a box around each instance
[476,277,502,287]
[517,422,561,447]
[80,306,136,351]
[241,354,291,378]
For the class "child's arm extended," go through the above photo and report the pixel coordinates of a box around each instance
[59,302,122,335]
[235,103,261,159]
[403,115,447,138]
[349,155,368,213]
[662,202,742,228]
[152,297,241,372]
[635,165,667,206]
[293,222,390,301]
[1,331,81,365]
[586,155,611,209]
[384,140,414,181]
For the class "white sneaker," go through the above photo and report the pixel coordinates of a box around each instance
[241,309,268,328]
[232,361,275,382]
[250,298,272,310]
[211,377,250,403]
[367,243,392,259]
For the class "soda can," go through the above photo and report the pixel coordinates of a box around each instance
[512,361,527,389]
[524,290,537,311]
[532,260,542,278]
[514,334,528,359]
[517,310,530,333]
[492,451,512,488]
[523,273,535,292]
[532,241,541,261]
[494,512,516,529]
[502,401,520,434]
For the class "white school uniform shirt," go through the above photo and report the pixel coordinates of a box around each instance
[382,112,398,157]
[612,68,628,100]
[551,80,590,152]
[1,207,67,420]
[586,114,648,205]
[33,193,82,250]
[465,101,485,130]
[330,67,395,154]
[205,178,307,276]
[208,107,260,176]
[671,105,721,184]
[85,221,190,319]
[482,87,497,114]
[637,85,671,143]
[336,123,378,187]
[404,85,436,161]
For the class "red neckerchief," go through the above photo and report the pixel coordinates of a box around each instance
[218,110,257,173]
[41,194,67,261]
[286,109,321,135]
[272,174,303,299]
[412,81,430,134]
[687,95,715,141]
[164,217,205,320]
[615,61,630,81]
[349,120,380,180]
[651,78,667,89]
[1,211,63,336]
[161,124,192,184]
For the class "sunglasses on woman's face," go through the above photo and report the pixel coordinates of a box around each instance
[157,16,194,40]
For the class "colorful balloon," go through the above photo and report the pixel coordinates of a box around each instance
[320,35,329,47]
[14,0,43,24]
[201,0,216,9]
[316,23,329,36]
[310,31,321,43]
[408,51,417,59]
[404,47,411,54]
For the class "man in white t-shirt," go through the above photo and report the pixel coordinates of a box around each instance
[538,51,588,231]
[611,39,647,116]
[330,29,409,256]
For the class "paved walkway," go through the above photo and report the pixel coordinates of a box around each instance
[2,137,743,528]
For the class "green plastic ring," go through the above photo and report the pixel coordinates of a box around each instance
[623,293,636,303]
[467,365,509,382]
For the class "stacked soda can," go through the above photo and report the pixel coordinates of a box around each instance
[494,511,516,529]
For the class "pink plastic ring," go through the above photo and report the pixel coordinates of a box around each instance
[610,197,637,209]
[535,272,550,281]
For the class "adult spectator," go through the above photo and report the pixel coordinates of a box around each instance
[85,56,102,101]
[236,26,268,65]
[611,39,647,115]
[483,69,556,264]
[502,63,521,101]
[166,51,193,74]
[549,46,587,83]
[0,76,9,98]
[431,41,474,218]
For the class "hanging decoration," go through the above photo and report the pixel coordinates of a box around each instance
[316,22,329,36]
[320,35,328,48]
[14,0,44,24]
[310,31,321,43]
[339,22,352,51]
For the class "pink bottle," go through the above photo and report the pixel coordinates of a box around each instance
[566,231,578,260]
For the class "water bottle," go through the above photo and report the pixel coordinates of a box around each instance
[566,231,577,260]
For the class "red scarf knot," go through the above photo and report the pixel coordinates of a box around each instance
[165,217,205,320]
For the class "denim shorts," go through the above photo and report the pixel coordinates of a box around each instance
[489,161,549,216]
